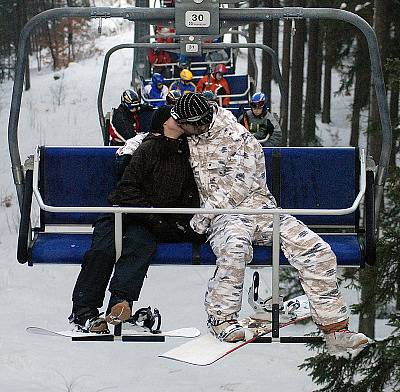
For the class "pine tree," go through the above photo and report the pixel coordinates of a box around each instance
[300,168,400,392]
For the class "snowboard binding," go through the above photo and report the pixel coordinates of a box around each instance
[248,271,298,322]
[127,306,162,334]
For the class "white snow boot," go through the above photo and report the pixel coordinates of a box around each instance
[207,315,246,343]
[324,329,370,358]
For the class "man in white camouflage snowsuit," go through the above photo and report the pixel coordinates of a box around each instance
[170,93,369,356]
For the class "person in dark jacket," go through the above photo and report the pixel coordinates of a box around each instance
[238,91,282,147]
[108,89,154,146]
[69,106,203,334]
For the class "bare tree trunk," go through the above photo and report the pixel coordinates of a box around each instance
[47,22,58,70]
[350,35,370,147]
[247,0,257,87]
[280,7,292,145]
[262,0,273,102]
[389,18,400,167]
[315,30,323,113]
[24,53,30,90]
[350,75,362,147]
[66,0,74,63]
[15,0,30,90]
[229,1,239,72]
[321,37,333,124]
[303,17,319,145]
[32,32,42,72]
[272,0,280,78]
[359,266,377,338]
[389,88,399,167]
[22,1,30,90]
[289,0,306,146]
[367,0,390,163]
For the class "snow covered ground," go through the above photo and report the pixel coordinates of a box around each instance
[0,13,383,392]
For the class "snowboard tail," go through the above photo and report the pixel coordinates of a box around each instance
[26,326,200,341]
[160,294,314,366]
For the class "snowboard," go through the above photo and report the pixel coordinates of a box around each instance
[26,326,201,341]
[159,295,311,366]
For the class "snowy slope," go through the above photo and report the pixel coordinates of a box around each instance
[0,14,383,392]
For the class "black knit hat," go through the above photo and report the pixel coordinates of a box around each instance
[171,93,214,126]
[150,105,172,133]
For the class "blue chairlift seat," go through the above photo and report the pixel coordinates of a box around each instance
[24,146,368,267]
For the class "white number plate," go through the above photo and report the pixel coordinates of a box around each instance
[186,43,199,53]
[185,11,210,28]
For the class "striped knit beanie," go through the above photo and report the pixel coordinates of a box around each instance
[171,93,214,126]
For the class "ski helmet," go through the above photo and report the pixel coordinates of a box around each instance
[152,72,164,86]
[121,89,140,110]
[250,91,268,111]
[166,89,182,105]
[213,64,227,76]
[180,69,193,82]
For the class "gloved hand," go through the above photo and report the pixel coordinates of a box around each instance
[145,215,205,242]
[176,220,207,243]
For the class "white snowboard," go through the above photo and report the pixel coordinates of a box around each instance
[26,326,200,339]
[160,295,311,366]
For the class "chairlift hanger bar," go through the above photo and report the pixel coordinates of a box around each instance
[8,6,391,222]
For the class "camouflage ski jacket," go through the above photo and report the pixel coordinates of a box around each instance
[187,106,277,234]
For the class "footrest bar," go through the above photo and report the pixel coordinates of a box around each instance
[122,335,165,342]
[72,335,115,342]
[251,336,323,344]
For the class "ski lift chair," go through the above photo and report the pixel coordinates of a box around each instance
[9,5,391,344]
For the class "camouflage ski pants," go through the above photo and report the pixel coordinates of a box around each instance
[205,213,349,327]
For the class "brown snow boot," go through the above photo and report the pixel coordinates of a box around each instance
[105,301,132,325]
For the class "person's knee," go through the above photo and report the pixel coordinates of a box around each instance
[220,232,253,263]
[123,230,157,256]
[83,248,115,269]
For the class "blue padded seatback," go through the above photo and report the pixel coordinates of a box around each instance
[224,75,248,101]
[40,147,118,225]
[40,146,358,227]
[191,68,208,77]
[264,147,359,226]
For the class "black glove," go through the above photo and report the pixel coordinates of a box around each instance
[175,220,207,243]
